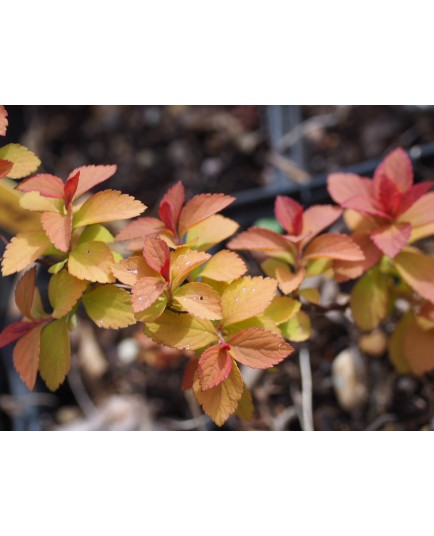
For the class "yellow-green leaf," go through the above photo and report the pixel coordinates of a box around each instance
[78,224,114,244]
[221,276,277,326]
[73,189,146,227]
[82,286,136,329]
[39,318,71,391]
[144,311,218,350]
[49,270,88,319]
[388,314,411,374]
[19,191,63,212]
[1,231,51,276]
[263,296,301,325]
[173,282,222,320]
[350,268,390,330]
[134,295,168,322]
[68,241,115,283]
[298,287,321,305]
[235,383,254,421]
[185,215,239,251]
[280,311,312,342]
[0,143,40,179]
[198,250,247,281]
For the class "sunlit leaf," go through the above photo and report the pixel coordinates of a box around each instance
[49,270,88,319]
[159,181,185,234]
[64,171,79,207]
[228,327,293,369]
[134,294,168,323]
[0,105,8,136]
[193,360,243,426]
[394,249,434,303]
[143,236,170,281]
[0,144,41,179]
[112,256,157,286]
[344,209,378,233]
[198,344,233,390]
[198,250,247,281]
[16,174,65,198]
[332,233,382,282]
[174,282,222,320]
[73,189,146,227]
[274,195,303,235]
[144,311,218,350]
[39,317,70,391]
[69,164,117,199]
[178,193,235,237]
[78,224,114,245]
[68,241,115,283]
[280,311,312,342]
[0,159,13,178]
[82,285,136,329]
[1,231,51,276]
[370,222,411,258]
[228,227,293,253]
[116,217,166,242]
[41,210,72,252]
[275,265,305,294]
[301,205,342,242]
[13,323,44,390]
[373,147,413,193]
[185,215,239,251]
[15,267,36,319]
[131,277,167,313]
[170,249,210,289]
[223,315,281,337]
[222,276,277,326]
[350,268,390,330]
[263,296,301,325]
[327,172,373,205]
[19,191,63,212]
[304,233,364,261]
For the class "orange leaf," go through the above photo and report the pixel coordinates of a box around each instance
[344,209,378,233]
[222,276,277,326]
[0,105,8,136]
[198,250,247,281]
[185,215,239,251]
[143,236,171,281]
[68,241,115,283]
[301,205,342,242]
[193,360,243,426]
[159,181,185,234]
[370,222,411,258]
[0,159,12,178]
[1,231,51,276]
[16,174,65,198]
[39,318,70,391]
[303,233,364,261]
[48,270,88,319]
[275,265,305,294]
[332,233,382,282]
[111,256,158,286]
[15,267,36,319]
[13,323,44,390]
[144,311,218,350]
[228,327,294,369]
[394,249,434,303]
[170,249,210,289]
[178,193,235,237]
[132,277,167,313]
[116,217,165,242]
[82,286,136,329]
[198,344,233,390]
[173,282,222,320]
[399,192,434,228]
[327,173,373,205]
[69,165,117,199]
[350,268,390,330]
[41,209,73,252]
[228,227,293,252]
[73,189,146,227]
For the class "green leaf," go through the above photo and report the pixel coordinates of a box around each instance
[82,286,136,329]
[280,311,312,342]
[39,318,71,391]
[350,268,390,330]
[49,270,88,319]
[78,224,115,244]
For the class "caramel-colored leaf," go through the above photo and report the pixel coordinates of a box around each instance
[0,105,8,136]
[144,311,218,350]
[69,164,117,199]
[178,193,235,237]
[275,265,305,295]
[304,233,364,261]
[403,317,434,375]
[73,189,146,227]
[193,360,243,426]
[228,327,294,369]
[49,270,88,319]
[185,215,239,251]
[0,159,12,178]
[39,318,70,391]
[263,296,301,325]
[131,277,167,313]
[394,249,434,303]
[198,250,247,281]
[41,210,72,252]
[170,249,210,289]
[68,241,115,283]
[173,282,222,320]
[143,236,170,281]
[16,174,65,198]
[13,323,44,391]
[280,311,312,342]
[1,231,51,276]
[15,267,36,319]
[222,276,277,326]
[0,144,41,179]
[83,286,136,329]
[350,268,390,330]
[198,344,233,390]
[112,256,157,286]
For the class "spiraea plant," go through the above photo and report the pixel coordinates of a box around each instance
[2,104,434,427]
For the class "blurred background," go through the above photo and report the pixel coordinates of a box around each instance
[2,105,434,431]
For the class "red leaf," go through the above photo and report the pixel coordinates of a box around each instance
[159,181,185,234]
[0,105,8,136]
[274,196,303,235]
[303,234,364,261]
[373,147,413,193]
[341,194,389,218]
[198,344,233,390]
[301,205,342,242]
[64,171,79,207]
[370,222,411,258]
[178,193,235,237]
[0,159,13,178]
[69,165,117,199]
[41,209,73,252]
[16,174,65,198]
[143,236,171,281]
[13,323,44,390]
[182,358,199,390]
[0,321,39,348]
[228,327,294,369]
[116,217,166,242]
[15,267,36,318]
[376,174,402,217]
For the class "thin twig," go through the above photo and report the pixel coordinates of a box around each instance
[299,347,314,431]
